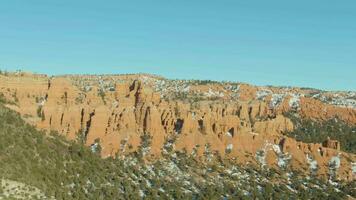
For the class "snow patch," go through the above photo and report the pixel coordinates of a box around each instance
[205,88,224,98]
[272,144,281,154]
[329,155,341,169]
[270,94,285,108]
[288,94,300,109]
[139,190,145,198]
[306,154,318,172]
[277,154,291,168]
[90,143,99,153]
[351,162,356,174]
[256,89,272,100]
[226,144,233,153]
[328,154,341,178]
[225,131,233,137]
[256,150,266,167]
[256,142,290,168]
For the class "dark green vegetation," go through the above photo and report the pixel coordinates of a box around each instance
[285,113,356,154]
[0,103,355,199]
[0,93,16,105]
[0,93,6,104]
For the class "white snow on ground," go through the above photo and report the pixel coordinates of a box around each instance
[139,190,145,198]
[90,143,99,153]
[272,144,282,154]
[226,144,233,151]
[225,131,233,137]
[256,142,275,167]
[306,154,318,171]
[328,154,341,179]
[256,150,266,167]
[351,162,356,174]
[270,94,285,108]
[286,185,297,193]
[329,155,341,169]
[224,84,240,93]
[331,98,356,109]
[256,89,272,100]
[256,142,291,169]
[311,91,356,109]
[256,89,302,110]
[277,154,291,168]
[182,86,190,92]
[328,179,339,186]
[288,94,301,110]
[205,88,225,98]
[273,144,291,168]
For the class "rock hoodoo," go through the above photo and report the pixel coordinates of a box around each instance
[0,72,355,181]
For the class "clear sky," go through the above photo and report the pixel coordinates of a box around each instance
[0,0,355,91]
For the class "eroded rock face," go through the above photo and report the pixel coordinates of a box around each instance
[322,137,341,151]
[0,73,355,181]
[300,97,356,124]
[253,115,294,136]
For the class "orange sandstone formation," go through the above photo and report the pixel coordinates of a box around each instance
[0,72,355,181]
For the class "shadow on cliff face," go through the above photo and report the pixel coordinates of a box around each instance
[174,119,184,134]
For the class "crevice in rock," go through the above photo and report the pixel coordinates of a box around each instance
[228,127,235,137]
[198,119,204,133]
[129,80,138,91]
[236,105,242,116]
[80,108,84,128]
[212,123,217,133]
[319,147,324,156]
[279,138,286,151]
[174,119,184,134]
[64,92,68,104]
[60,113,64,126]
[66,124,70,136]
[84,110,95,142]
[47,79,51,90]
[248,106,253,123]
[107,117,111,127]
[114,113,118,123]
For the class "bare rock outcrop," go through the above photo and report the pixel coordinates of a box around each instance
[1,73,355,181]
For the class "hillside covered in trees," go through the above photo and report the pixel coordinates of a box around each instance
[285,112,356,154]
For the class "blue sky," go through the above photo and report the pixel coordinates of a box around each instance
[0,0,355,91]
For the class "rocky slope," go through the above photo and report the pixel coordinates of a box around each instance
[0,103,354,199]
[0,71,355,182]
